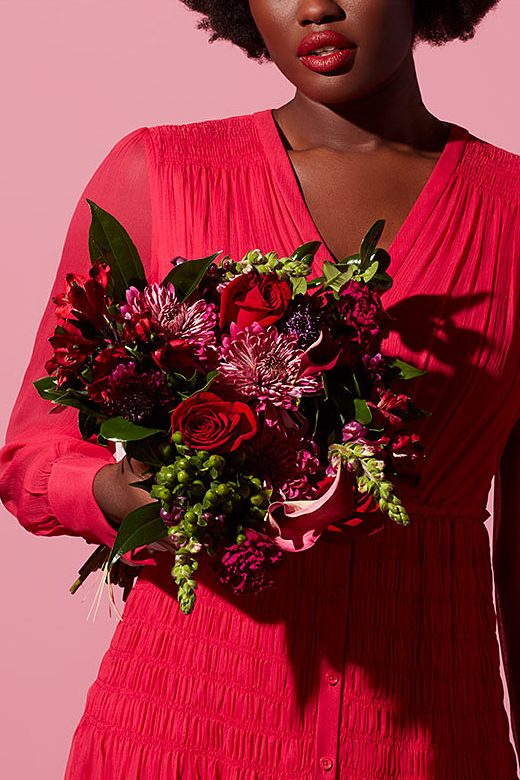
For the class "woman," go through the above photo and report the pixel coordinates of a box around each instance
[1,0,519,777]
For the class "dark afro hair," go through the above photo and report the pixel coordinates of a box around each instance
[179,0,501,62]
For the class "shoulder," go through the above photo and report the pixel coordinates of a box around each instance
[457,129,520,202]
[143,112,263,166]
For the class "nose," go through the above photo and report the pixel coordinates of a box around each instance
[296,0,346,26]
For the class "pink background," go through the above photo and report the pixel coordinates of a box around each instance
[1,1,518,777]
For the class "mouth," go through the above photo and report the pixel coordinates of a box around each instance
[296,30,357,74]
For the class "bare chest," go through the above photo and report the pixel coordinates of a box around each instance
[287,146,444,260]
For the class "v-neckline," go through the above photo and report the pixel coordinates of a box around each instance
[252,107,469,275]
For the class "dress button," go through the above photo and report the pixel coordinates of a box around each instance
[326,671,339,686]
[332,585,345,598]
[319,756,334,771]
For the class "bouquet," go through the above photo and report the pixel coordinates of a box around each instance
[35,200,427,615]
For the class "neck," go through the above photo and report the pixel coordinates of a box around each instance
[275,52,449,154]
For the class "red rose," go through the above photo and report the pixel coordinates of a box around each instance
[171,391,258,452]
[219,272,292,330]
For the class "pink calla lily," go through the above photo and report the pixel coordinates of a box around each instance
[266,459,355,552]
[300,329,342,377]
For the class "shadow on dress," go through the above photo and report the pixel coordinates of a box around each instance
[130,290,517,778]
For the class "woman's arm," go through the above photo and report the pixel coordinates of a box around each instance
[0,126,157,565]
[493,416,520,757]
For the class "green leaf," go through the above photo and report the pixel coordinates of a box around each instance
[386,357,426,380]
[197,369,219,394]
[337,252,361,265]
[322,261,340,282]
[359,220,385,269]
[107,502,167,568]
[161,253,221,301]
[291,241,322,262]
[353,398,373,425]
[290,276,308,296]
[34,376,57,397]
[322,373,329,401]
[34,378,102,416]
[86,199,146,300]
[372,247,391,272]
[361,260,379,283]
[372,270,393,292]
[326,380,355,419]
[78,412,99,440]
[100,417,162,442]
[124,439,166,468]
[322,266,357,295]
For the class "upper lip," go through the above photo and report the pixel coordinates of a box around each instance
[297,30,356,57]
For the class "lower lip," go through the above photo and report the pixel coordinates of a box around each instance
[298,47,356,74]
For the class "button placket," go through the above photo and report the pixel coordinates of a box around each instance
[314,539,352,779]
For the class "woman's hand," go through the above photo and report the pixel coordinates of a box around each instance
[93,455,156,529]
[93,456,178,561]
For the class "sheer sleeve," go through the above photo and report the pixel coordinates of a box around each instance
[0,126,157,566]
[493,415,520,757]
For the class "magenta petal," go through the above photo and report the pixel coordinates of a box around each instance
[266,460,354,552]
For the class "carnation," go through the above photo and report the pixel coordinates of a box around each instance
[335,281,392,360]
[212,527,283,595]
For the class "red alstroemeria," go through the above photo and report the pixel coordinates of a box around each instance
[45,323,101,385]
[53,261,112,332]
[370,390,415,431]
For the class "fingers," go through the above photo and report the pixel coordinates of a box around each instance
[124,456,153,480]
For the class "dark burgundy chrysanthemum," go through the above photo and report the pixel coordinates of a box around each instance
[212,527,283,595]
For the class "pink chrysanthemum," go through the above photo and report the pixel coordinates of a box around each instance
[217,322,321,410]
[120,282,216,350]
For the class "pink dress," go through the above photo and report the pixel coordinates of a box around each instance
[1,108,520,779]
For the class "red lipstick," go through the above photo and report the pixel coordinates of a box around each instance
[297,30,357,74]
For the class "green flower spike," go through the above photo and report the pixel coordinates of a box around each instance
[328,442,410,527]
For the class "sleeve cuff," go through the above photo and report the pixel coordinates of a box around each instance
[47,453,158,567]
